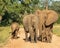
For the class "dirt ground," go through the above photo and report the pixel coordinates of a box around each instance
[3,28,60,48]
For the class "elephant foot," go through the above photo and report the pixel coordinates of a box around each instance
[34,38,37,43]
[47,39,51,43]
[30,40,37,43]
[49,41,51,43]
[25,39,28,42]
[42,37,47,42]
[24,38,29,42]
[38,38,42,41]
[35,40,37,43]
[47,40,51,43]
[38,36,42,41]
[46,39,51,43]
[23,38,28,42]
[11,35,16,39]
[14,36,18,39]
[46,37,52,43]
[30,41,35,43]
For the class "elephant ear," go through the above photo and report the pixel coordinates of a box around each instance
[46,11,58,26]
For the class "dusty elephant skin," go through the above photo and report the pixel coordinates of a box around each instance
[11,22,20,39]
[43,10,58,26]
[42,23,53,43]
[23,14,39,43]
[34,9,46,41]
[42,10,58,43]
[35,9,58,43]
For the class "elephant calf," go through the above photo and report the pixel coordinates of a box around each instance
[11,22,20,39]
[23,14,39,43]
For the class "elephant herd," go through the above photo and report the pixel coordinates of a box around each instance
[11,9,58,43]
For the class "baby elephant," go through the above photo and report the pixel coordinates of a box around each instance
[11,22,20,39]
[23,14,39,43]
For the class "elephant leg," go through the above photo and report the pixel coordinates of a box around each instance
[39,26,42,36]
[47,35,50,43]
[46,27,52,43]
[29,27,35,43]
[42,33,44,42]
[24,26,29,41]
[34,30,37,42]
[16,30,19,37]
[25,32,28,42]
[15,31,18,38]
[31,30,35,43]
[40,24,46,42]
[38,23,45,41]
[11,31,15,39]
[45,27,49,42]
[30,32,35,43]
[48,31,52,43]
[12,30,17,39]
[42,32,44,42]
[42,29,46,42]
[38,26,42,41]
[14,29,19,39]
[49,24,53,42]
[34,24,38,42]
[48,24,53,43]
[47,34,52,43]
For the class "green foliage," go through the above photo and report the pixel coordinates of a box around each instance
[49,1,60,13]
[0,0,40,26]
[56,14,60,24]
[0,0,60,26]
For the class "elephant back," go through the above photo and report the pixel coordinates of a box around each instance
[11,22,19,32]
[46,10,58,26]
[23,15,30,31]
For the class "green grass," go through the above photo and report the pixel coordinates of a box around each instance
[0,26,11,47]
[53,24,60,36]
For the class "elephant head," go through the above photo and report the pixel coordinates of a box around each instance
[43,10,58,26]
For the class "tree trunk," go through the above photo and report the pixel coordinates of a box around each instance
[45,0,48,10]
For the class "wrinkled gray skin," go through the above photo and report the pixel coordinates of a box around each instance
[11,22,20,39]
[23,14,39,43]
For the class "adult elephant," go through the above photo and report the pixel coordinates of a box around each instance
[42,10,58,42]
[35,9,58,42]
[23,14,39,43]
[34,9,46,41]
